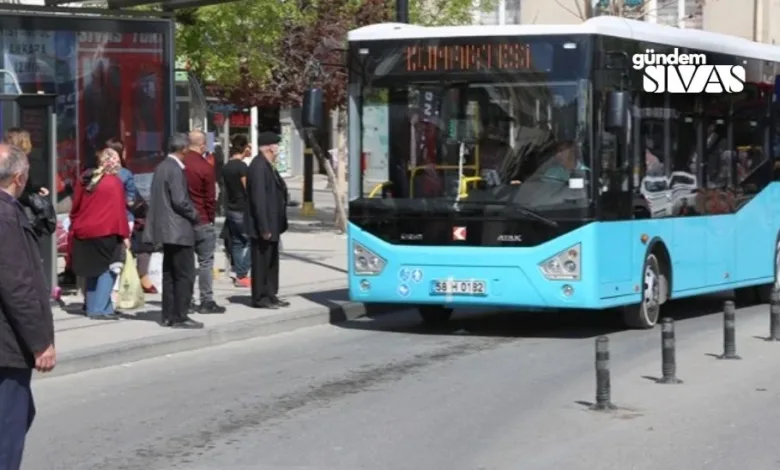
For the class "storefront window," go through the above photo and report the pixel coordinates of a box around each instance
[0,15,172,186]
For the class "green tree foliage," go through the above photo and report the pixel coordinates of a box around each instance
[174,0,306,87]
[177,0,498,106]
[410,0,497,26]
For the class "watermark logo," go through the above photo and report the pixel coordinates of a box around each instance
[632,48,745,94]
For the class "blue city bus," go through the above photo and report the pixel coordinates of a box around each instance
[310,17,780,328]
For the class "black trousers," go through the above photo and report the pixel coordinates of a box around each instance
[250,238,279,303]
[0,368,34,470]
[162,244,195,322]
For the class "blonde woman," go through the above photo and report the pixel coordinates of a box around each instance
[4,128,49,199]
[69,148,130,319]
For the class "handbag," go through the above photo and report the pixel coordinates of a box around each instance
[21,192,57,237]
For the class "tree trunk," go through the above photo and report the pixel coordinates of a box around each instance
[305,128,348,233]
[336,108,348,228]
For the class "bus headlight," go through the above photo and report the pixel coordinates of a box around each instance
[353,242,386,275]
[539,243,581,280]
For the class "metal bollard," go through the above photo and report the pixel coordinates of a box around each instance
[718,300,741,360]
[591,336,617,411]
[656,317,682,384]
[769,288,780,342]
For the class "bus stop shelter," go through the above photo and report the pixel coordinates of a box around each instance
[0,70,58,292]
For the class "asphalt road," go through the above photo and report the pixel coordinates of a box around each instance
[24,296,780,470]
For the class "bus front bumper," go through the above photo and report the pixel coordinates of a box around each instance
[347,224,601,309]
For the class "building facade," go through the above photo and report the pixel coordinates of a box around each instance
[477,0,780,46]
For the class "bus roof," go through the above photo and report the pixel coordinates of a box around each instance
[348,16,780,63]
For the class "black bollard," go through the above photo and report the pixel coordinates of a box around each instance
[769,288,780,342]
[656,317,683,384]
[718,300,741,360]
[591,336,617,411]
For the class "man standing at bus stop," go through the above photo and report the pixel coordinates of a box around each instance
[0,143,56,470]
[245,132,290,309]
[184,130,226,314]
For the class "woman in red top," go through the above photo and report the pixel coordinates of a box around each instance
[69,148,130,319]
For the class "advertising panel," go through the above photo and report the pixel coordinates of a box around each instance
[77,31,165,175]
[0,15,172,189]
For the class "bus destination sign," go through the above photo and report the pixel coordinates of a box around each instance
[404,43,533,73]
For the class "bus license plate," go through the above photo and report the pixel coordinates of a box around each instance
[431,279,487,296]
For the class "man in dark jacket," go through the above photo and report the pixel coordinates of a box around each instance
[143,134,203,329]
[245,132,290,309]
[0,143,56,470]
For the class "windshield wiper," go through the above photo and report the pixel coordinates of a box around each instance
[461,200,559,228]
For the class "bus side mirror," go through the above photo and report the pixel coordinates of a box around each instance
[302,88,323,130]
[605,91,629,132]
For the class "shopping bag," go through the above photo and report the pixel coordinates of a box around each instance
[117,250,145,310]
[148,252,163,289]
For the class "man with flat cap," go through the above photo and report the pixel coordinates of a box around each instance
[245,131,291,309]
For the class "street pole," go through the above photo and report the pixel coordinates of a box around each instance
[301,133,316,216]
[300,87,317,216]
[396,0,408,22]
[250,106,258,164]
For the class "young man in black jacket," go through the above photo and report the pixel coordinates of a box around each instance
[0,143,56,470]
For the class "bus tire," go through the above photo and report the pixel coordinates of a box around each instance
[622,253,663,329]
[418,306,453,326]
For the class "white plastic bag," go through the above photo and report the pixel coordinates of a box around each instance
[117,250,145,310]
[148,252,163,289]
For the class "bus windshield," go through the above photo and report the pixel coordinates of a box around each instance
[352,35,593,216]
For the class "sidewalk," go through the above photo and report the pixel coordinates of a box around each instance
[50,186,390,378]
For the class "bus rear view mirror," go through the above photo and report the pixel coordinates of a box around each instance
[302,88,323,130]
[605,91,629,132]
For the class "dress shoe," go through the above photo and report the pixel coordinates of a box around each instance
[197,300,226,314]
[252,299,278,309]
[88,313,120,320]
[160,318,175,327]
[170,317,204,329]
[271,297,291,307]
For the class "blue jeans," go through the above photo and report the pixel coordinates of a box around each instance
[226,210,250,278]
[85,269,118,317]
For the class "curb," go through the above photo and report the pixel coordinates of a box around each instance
[42,301,397,379]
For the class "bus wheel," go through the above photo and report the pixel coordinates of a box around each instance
[622,253,662,329]
[418,306,453,326]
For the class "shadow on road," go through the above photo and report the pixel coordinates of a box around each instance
[226,288,393,323]
[335,293,738,340]
[281,251,347,274]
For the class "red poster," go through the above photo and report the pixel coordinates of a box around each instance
[77,31,165,174]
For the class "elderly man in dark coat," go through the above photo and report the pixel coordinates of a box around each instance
[144,134,203,329]
[245,132,291,309]
[0,143,55,470]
